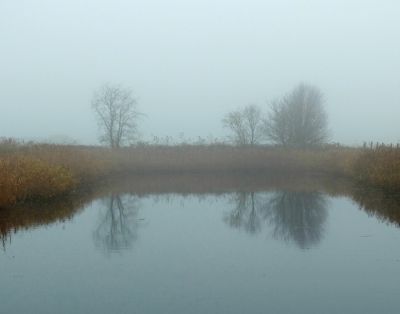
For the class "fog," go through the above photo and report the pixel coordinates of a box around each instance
[1,0,399,145]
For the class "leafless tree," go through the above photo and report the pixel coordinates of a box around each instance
[264,83,329,147]
[223,104,264,145]
[91,83,140,148]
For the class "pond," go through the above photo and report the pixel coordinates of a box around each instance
[1,175,400,314]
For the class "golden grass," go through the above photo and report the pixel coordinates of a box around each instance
[0,140,398,208]
[353,146,400,191]
[2,173,400,248]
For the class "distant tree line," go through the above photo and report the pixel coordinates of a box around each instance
[91,82,329,149]
[223,83,329,148]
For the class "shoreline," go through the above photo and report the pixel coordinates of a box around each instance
[0,143,399,209]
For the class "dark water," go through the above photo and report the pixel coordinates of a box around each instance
[1,180,400,314]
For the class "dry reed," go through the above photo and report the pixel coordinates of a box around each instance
[0,139,398,208]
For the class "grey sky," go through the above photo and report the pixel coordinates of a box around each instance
[1,0,399,145]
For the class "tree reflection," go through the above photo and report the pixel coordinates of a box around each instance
[224,192,262,234]
[225,191,328,249]
[93,194,142,253]
[262,191,328,249]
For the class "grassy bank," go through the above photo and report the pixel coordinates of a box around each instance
[0,139,398,208]
[2,173,400,248]
[354,145,400,191]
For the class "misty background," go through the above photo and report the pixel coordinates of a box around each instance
[1,0,399,145]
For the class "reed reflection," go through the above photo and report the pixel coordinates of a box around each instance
[93,194,142,253]
[3,175,400,252]
[225,191,328,249]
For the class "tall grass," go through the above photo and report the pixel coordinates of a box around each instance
[353,145,400,191]
[0,139,398,208]
[3,173,400,249]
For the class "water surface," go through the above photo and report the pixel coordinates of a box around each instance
[1,177,400,314]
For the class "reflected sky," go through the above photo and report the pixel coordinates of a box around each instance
[1,190,400,313]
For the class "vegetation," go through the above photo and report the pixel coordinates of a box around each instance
[353,144,400,190]
[223,83,329,148]
[1,138,399,209]
[222,104,264,145]
[91,83,140,148]
[265,83,329,147]
[2,173,400,250]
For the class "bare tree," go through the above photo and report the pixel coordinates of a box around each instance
[223,104,264,145]
[91,84,140,148]
[264,83,329,147]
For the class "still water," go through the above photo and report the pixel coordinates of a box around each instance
[1,185,400,314]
